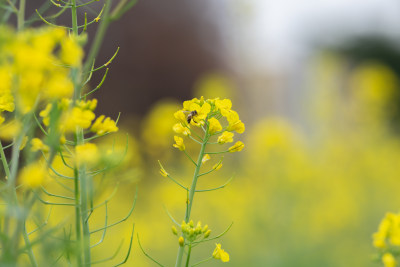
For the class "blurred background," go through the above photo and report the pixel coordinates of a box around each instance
[26,0,400,266]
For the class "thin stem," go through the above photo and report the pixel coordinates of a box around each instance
[22,221,38,267]
[185,244,192,267]
[0,140,11,179]
[17,0,25,30]
[175,121,210,267]
[77,129,91,266]
[190,256,212,267]
[71,0,78,35]
[83,0,112,75]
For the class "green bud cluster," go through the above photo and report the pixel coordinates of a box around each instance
[177,220,211,243]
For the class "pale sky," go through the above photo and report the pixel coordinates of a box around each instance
[209,0,400,71]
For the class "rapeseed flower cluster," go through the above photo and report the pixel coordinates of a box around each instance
[373,212,400,267]
[172,97,245,153]
[0,27,83,118]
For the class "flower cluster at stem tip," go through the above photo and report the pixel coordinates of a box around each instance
[373,212,400,267]
[173,97,245,153]
[0,26,120,188]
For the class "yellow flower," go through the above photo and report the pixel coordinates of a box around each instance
[19,136,28,150]
[173,136,185,151]
[202,154,211,164]
[218,131,234,144]
[44,72,74,99]
[228,141,244,152]
[90,115,119,135]
[212,243,229,262]
[19,162,47,188]
[226,110,245,133]
[173,123,191,136]
[60,36,84,67]
[0,120,21,141]
[174,110,187,123]
[208,117,222,134]
[215,99,232,116]
[0,92,15,112]
[212,162,222,171]
[39,103,53,126]
[373,212,400,248]
[382,253,396,267]
[76,99,97,111]
[160,168,168,177]
[0,115,4,126]
[182,98,211,126]
[31,138,50,153]
[75,143,99,165]
[95,17,101,22]
[63,107,95,132]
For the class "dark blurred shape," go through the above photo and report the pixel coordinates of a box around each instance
[25,1,226,117]
[89,0,226,117]
[335,37,400,132]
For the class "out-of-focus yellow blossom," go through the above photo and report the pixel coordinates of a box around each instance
[19,136,28,150]
[0,93,14,112]
[193,73,235,100]
[212,162,222,171]
[173,136,185,151]
[212,243,229,262]
[218,131,234,144]
[60,35,84,67]
[39,103,53,126]
[31,138,50,153]
[373,212,400,248]
[0,67,12,93]
[0,27,83,115]
[208,117,222,134]
[202,154,210,163]
[44,72,74,99]
[63,107,95,132]
[75,143,99,165]
[90,115,119,135]
[173,123,191,136]
[19,161,47,188]
[172,225,178,235]
[160,168,168,177]
[382,253,396,267]
[0,116,5,126]
[76,99,97,111]
[0,120,21,141]
[228,141,244,152]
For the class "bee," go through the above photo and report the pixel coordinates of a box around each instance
[186,110,198,123]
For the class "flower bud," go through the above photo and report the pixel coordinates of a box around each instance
[189,220,194,228]
[204,229,211,238]
[172,226,178,235]
[202,224,209,233]
[179,236,185,247]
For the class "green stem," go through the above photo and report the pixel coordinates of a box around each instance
[74,167,83,267]
[82,0,112,75]
[75,128,91,266]
[175,123,209,267]
[22,194,38,267]
[185,244,192,267]
[0,140,11,179]
[71,0,78,35]
[17,0,25,31]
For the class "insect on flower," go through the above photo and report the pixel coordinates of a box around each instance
[186,110,198,123]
